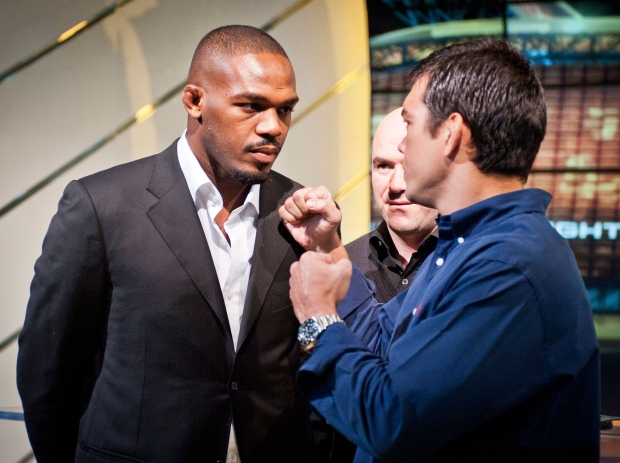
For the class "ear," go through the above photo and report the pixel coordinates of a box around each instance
[442,112,470,160]
[182,84,204,120]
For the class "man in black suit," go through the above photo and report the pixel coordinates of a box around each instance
[17,25,326,463]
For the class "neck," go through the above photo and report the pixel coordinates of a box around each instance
[212,181,251,246]
[186,135,251,212]
[210,177,251,213]
[388,226,433,266]
[219,182,251,213]
[436,165,524,216]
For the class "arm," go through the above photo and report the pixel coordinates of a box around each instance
[283,186,397,354]
[17,180,109,462]
[336,266,402,357]
[297,259,549,462]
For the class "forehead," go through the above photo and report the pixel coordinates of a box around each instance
[372,112,406,161]
[372,137,404,164]
[212,53,297,97]
[402,77,427,114]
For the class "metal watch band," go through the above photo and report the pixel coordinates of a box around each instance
[298,314,344,352]
[315,314,344,331]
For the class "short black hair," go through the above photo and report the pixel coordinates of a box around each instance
[409,38,546,183]
[189,25,289,81]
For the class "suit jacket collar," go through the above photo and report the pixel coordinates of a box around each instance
[146,141,233,354]
[238,173,295,349]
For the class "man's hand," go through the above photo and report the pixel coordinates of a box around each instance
[279,186,347,260]
[289,251,352,322]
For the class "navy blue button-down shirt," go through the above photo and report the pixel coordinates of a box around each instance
[298,189,600,462]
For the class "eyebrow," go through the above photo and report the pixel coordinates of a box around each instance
[372,156,393,166]
[233,92,299,106]
[401,108,414,123]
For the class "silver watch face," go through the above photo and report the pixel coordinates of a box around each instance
[298,317,320,345]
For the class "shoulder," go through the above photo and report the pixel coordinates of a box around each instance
[345,232,373,266]
[258,170,304,211]
[485,213,572,272]
[79,155,156,189]
[79,140,178,189]
[346,232,372,254]
[456,212,583,305]
[264,170,303,196]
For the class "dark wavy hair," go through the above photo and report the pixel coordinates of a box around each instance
[409,38,546,183]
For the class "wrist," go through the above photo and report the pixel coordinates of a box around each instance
[297,314,344,352]
[315,240,347,262]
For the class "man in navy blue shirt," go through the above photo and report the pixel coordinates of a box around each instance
[279,38,600,462]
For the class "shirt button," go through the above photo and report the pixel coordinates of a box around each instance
[436,257,444,266]
[457,237,465,244]
[226,293,233,300]
[401,278,409,285]
[231,381,239,391]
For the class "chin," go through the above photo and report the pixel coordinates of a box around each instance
[388,212,432,232]
[231,168,270,185]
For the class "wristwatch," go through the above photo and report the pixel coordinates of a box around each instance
[297,314,344,352]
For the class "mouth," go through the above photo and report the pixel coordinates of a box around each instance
[249,147,279,164]
[388,201,412,207]
[251,145,280,155]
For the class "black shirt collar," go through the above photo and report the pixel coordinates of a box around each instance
[368,221,438,277]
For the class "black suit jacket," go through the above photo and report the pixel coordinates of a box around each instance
[17,141,325,463]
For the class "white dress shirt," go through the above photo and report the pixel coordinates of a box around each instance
[177,131,259,463]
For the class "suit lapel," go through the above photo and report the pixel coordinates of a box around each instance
[237,174,293,349]
[146,143,232,344]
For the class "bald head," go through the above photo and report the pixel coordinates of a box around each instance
[372,107,437,254]
[373,107,407,156]
[188,25,289,83]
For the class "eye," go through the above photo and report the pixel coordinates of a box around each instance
[278,106,294,115]
[374,163,392,172]
[238,103,262,112]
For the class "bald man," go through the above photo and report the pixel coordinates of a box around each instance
[18,25,330,463]
[346,108,438,303]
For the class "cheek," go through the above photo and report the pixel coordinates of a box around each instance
[373,189,386,210]
[402,159,420,190]
[279,120,291,137]
[372,176,388,200]
[401,151,415,175]
[402,166,412,185]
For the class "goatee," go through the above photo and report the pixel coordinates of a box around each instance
[231,168,269,185]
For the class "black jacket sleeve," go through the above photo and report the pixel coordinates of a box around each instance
[17,180,110,462]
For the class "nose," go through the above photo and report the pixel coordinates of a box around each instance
[256,108,283,138]
[389,164,407,194]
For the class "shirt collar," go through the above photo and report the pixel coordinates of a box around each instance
[437,188,552,241]
[369,221,399,262]
[177,130,260,215]
[369,220,439,274]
